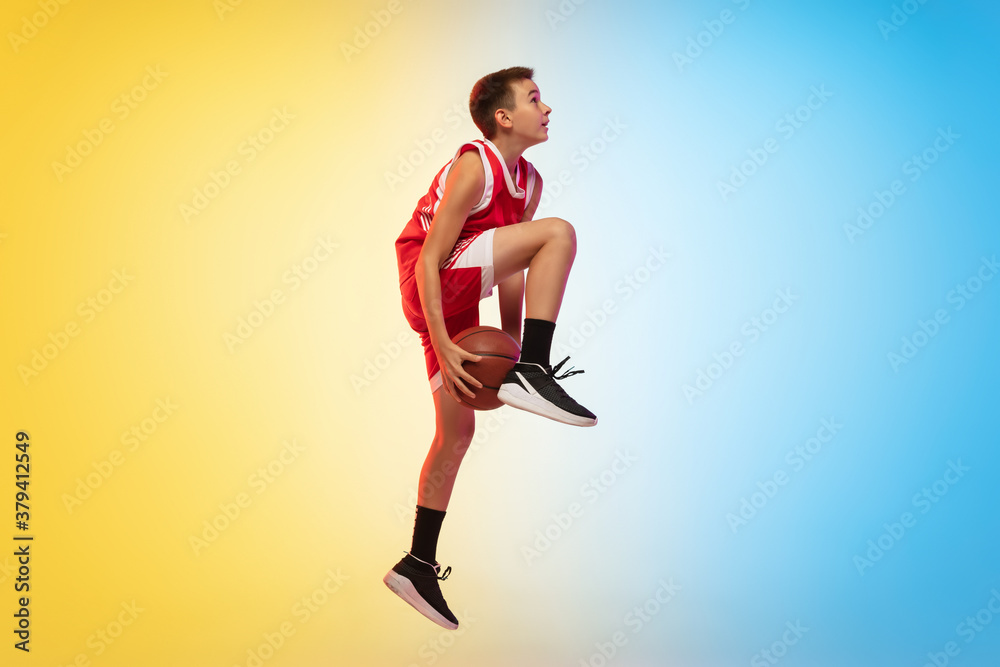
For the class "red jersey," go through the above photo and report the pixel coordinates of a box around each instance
[395,139,538,284]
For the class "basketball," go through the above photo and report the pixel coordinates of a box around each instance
[451,326,521,410]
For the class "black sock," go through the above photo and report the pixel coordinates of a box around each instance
[519,318,555,367]
[408,505,446,565]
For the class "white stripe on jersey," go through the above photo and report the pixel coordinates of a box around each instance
[442,235,476,269]
[418,203,432,231]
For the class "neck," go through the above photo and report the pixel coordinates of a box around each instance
[488,134,528,174]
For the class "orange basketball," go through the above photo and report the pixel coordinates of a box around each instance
[451,326,521,410]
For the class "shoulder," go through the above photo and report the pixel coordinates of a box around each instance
[446,146,487,189]
[437,146,487,209]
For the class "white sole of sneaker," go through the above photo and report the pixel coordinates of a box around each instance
[497,384,597,427]
[383,570,459,630]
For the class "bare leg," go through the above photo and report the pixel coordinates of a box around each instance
[492,217,596,427]
[492,217,577,321]
[416,386,476,510]
[385,391,469,630]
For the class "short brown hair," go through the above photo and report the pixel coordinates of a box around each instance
[469,66,535,140]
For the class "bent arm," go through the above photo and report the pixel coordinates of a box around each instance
[415,151,485,349]
[415,151,487,398]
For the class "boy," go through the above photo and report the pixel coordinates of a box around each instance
[384,66,597,630]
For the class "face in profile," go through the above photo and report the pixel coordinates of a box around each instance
[505,79,551,145]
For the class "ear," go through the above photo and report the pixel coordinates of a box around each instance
[494,107,513,132]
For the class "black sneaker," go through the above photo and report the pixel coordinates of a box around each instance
[383,553,459,630]
[497,357,597,427]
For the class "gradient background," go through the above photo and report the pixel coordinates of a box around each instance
[2,0,998,665]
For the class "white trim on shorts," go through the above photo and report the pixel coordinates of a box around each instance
[430,228,498,393]
[442,227,496,301]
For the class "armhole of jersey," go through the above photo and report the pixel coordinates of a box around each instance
[432,142,492,216]
[524,162,538,212]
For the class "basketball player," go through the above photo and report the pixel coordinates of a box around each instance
[385,67,597,630]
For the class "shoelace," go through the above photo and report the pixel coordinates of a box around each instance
[404,551,451,581]
[549,356,584,380]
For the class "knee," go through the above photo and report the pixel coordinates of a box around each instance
[434,422,475,457]
[451,434,474,457]
[450,426,475,456]
[547,217,577,250]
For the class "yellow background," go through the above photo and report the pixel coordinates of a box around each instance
[2,1,560,665]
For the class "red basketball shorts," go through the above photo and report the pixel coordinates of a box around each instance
[400,228,498,392]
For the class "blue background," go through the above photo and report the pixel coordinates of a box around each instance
[455,1,1000,665]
